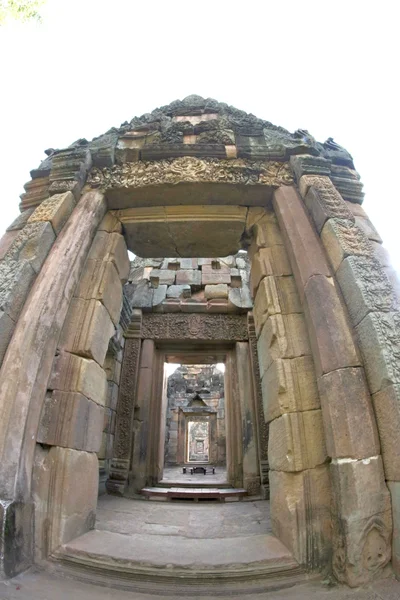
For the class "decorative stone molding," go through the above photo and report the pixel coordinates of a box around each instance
[141,313,248,341]
[87,157,294,190]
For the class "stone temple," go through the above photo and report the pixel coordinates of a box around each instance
[0,94,400,595]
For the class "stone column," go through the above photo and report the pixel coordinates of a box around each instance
[248,206,331,571]
[126,339,156,494]
[0,191,106,577]
[235,342,260,495]
[273,182,391,586]
[224,350,243,488]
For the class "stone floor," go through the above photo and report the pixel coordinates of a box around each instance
[1,569,400,600]
[160,465,228,485]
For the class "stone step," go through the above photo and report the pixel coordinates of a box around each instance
[51,529,306,595]
[141,486,247,501]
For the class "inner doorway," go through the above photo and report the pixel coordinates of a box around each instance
[161,362,227,486]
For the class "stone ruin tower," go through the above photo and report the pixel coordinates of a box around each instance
[0,95,399,588]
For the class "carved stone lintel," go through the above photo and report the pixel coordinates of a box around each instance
[87,157,293,191]
[141,313,248,341]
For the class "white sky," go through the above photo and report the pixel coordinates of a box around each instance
[1,1,399,270]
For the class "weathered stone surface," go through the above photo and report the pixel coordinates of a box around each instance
[270,465,332,568]
[254,276,301,336]
[126,280,153,308]
[88,231,130,282]
[246,209,284,249]
[175,269,202,286]
[0,499,33,578]
[28,192,75,235]
[98,212,122,233]
[201,265,231,285]
[290,154,331,180]
[372,385,400,480]
[331,456,392,587]
[355,217,382,243]
[0,259,36,321]
[388,482,400,576]
[166,284,191,298]
[103,355,122,386]
[204,284,228,299]
[59,298,115,366]
[0,310,15,364]
[37,391,103,452]
[75,260,123,326]
[304,178,354,233]
[355,311,400,394]
[318,367,380,460]
[0,231,19,260]
[150,269,176,286]
[33,446,98,555]
[336,256,397,326]
[321,218,374,272]
[153,284,167,306]
[4,222,55,274]
[228,285,253,309]
[6,208,36,232]
[250,246,292,297]
[261,356,319,422]
[303,275,361,377]
[268,409,326,472]
[19,176,49,210]
[273,186,331,299]
[330,164,364,204]
[49,351,107,406]
[257,314,310,378]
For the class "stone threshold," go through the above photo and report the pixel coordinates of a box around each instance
[141,486,246,501]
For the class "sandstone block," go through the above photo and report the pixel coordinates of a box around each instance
[336,256,397,326]
[268,410,327,472]
[273,186,331,298]
[175,269,202,286]
[290,154,331,180]
[0,310,15,365]
[88,231,130,282]
[201,269,231,285]
[0,259,36,321]
[19,176,49,210]
[318,367,380,460]
[254,276,301,337]
[270,465,332,568]
[98,432,114,459]
[228,286,253,308]
[261,356,319,422]
[59,298,115,366]
[371,241,392,268]
[126,280,153,308]
[6,208,35,232]
[257,314,310,378]
[49,351,107,406]
[355,216,382,243]
[150,269,176,286]
[107,381,119,411]
[250,246,292,297]
[204,284,228,299]
[355,311,400,394]
[303,275,361,377]
[28,191,75,235]
[388,482,400,576]
[75,259,123,325]
[180,299,208,312]
[37,391,103,452]
[344,201,368,218]
[98,213,122,233]
[304,179,354,233]
[372,385,400,480]
[4,221,55,274]
[321,218,374,272]
[0,230,19,260]
[33,447,98,553]
[331,456,392,586]
[166,284,191,298]
[247,210,284,249]
[153,284,167,306]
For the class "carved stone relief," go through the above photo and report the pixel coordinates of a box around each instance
[141,313,248,341]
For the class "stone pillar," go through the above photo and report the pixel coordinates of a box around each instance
[274,182,392,586]
[126,339,156,494]
[235,342,260,495]
[32,211,129,559]
[224,351,243,488]
[248,206,331,570]
[0,191,106,577]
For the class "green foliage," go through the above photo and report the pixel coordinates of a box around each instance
[0,0,45,25]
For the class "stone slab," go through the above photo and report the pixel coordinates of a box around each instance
[372,385,400,480]
[28,191,75,235]
[88,231,130,282]
[261,356,320,422]
[3,221,55,274]
[49,351,108,406]
[250,246,292,297]
[205,284,228,299]
[268,409,327,472]
[75,259,123,325]
[254,275,301,337]
[175,269,202,286]
[317,367,380,460]
[0,259,36,321]
[304,178,354,233]
[321,218,374,273]
[150,269,176,286]
[303,275,361,377]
